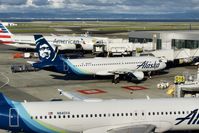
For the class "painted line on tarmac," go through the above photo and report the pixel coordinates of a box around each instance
[0,72,9,89]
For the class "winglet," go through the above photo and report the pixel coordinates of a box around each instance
[146,95,150,100]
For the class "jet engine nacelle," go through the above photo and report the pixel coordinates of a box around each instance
[127,71,144,81]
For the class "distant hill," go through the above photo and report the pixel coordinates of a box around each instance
[1,11,199,21]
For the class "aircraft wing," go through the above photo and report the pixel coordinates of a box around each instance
[58,89,85,101]
[58,89,103,102]
[108,124,156,133]
[108,69,134,74]
[107,69,144,81]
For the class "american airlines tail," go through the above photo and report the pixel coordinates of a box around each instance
[0,23,13,45]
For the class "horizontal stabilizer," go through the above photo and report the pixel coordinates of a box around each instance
[27,61,36,65]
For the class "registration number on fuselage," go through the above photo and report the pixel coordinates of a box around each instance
[57,111,70,115]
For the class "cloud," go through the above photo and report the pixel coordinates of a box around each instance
[0,0,27,5]
[48,0,65,8]
[0,0,199,15]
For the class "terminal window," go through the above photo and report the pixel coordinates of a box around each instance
[129,38,152,43]
[172,39,199,49]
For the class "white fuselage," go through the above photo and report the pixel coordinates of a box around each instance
[13,98,199,133]
[63,56,166,76]
[3,35,95,50]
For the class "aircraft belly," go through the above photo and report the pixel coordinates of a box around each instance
[171,124,199,131]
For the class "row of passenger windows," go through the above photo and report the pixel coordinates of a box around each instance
[74,62,142,67]
[31,110,190,120]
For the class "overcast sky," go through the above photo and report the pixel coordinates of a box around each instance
[0,0,199,15]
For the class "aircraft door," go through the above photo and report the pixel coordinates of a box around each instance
[9,108,19,127]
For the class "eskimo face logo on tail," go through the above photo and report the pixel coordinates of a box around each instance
[35,35,56,62]
[39,43,51,59]
[136,61,160,69]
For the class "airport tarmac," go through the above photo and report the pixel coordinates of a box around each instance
[0,44,198,133]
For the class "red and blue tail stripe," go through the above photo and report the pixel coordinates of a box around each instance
[0,24,9,33]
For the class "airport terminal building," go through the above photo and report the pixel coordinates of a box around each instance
[128,30,199,62]
[129,30,199,50]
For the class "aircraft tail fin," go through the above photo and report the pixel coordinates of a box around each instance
[0,23,12,35]
[33,35,60,68]
[0,93,13,106]
[0,23,13,45]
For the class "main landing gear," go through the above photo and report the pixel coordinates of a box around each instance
[148,71,152,79]
[112,74,120,84]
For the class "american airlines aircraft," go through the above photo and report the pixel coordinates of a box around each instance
[31,35,166,83]
[0,23,98,51]
[0,92,199,133]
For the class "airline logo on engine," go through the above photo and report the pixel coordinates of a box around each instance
[136,61,160,69]
[175,109,199,125]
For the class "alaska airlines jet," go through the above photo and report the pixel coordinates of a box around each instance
[0,23,97,50]
[31,35,166,83]
[0,92,199,133]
